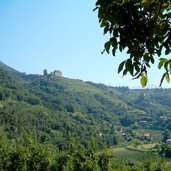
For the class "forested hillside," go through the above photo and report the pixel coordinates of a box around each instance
[0,61,171,170]
[1,61,171,146]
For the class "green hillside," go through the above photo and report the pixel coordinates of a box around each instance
[1,62,171,147]
[1,62,171,170]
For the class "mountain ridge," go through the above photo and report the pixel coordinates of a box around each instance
[0,60,22,76]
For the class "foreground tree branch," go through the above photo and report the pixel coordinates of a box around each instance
[94,0,171,87]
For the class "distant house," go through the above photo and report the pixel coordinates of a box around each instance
[119,126,123,133]
[96,131,103,136]
[166,139,171,143]
[142,133,151,141]
[99,132,103,136]
[160,115,167,120]
[139,120,147,124]
[122,132,131,140]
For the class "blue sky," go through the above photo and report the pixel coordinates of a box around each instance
[0,0,170,88]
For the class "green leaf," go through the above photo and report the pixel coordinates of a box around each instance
[156,49,161,57]
[100,21,108,27]
[146,63,150,68]
[123,69,127,76]
[119,44,123,52]
[165,49,170,55]
[164,60,169,71]
[126,59,132,69]
[112,48,116,56]
[104,25,109,34]
[144,54,150,62]
[118,61,125,74]
[104,41,111,54]
[159,58,166,62]
[140,75,147,88]
[134,63,140,72]
[110,37,117,48]
[125,59,134,76]
[129,65,134,76]
[150,56,154,64]
[113,29,118,37]
[158,61,164,69]
[158,58,166,69]
[165,72,170,83]
[111,37,117,56]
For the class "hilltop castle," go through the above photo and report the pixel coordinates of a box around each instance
[43,69,62,78]
[52,70,62,77]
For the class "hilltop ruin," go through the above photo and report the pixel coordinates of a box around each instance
[43,69,62,78]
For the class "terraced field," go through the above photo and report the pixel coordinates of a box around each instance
[111,145,162,162]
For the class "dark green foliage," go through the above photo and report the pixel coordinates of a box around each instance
[120,117,134,127]
[0,138,52,171]
[26,144,51,171]
[94,0,171,86]
[162,130,170,142]
[157,143,171,158]
[1,136,170,171]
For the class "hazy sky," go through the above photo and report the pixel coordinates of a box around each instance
[0,0,170,88]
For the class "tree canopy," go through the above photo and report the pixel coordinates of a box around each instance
[94,0,171,87]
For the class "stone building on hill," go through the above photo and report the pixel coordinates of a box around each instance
[166,139,171,143]
[52,70,62,77]
[43,69,62,78]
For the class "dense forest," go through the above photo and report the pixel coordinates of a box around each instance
[0,61,171,170]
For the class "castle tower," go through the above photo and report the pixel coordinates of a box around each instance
[43,69,48,76]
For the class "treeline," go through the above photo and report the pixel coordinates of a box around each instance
[0,133,170,171]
